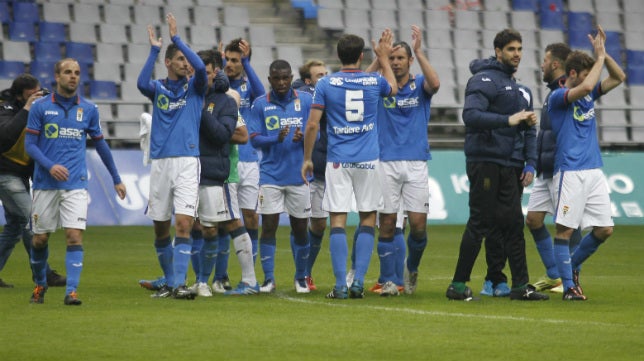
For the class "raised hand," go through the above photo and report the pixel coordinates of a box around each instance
[239,39,251,59]
[166,13,177,38]
[411,25,422,53]
[373,28,395,59]
[147,25,162,47]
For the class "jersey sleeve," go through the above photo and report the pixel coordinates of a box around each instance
[379,74,393,97]
[247,98,264,135]
[87,104,104,139]
[547,87,567,111]
[312,80,326,110]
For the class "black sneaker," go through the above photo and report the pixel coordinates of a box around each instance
[563,286,587,301]
[64,291,82,306]
[446,284,476,301]
[150,285,172,298]
[172,285,197,300]
[509,284,549,301]
[30,285,47,303]
[0,278,14,288]
[349,280,364,299]
[572,269,583,294]
[221,276,232,291]
[47,269,67,287]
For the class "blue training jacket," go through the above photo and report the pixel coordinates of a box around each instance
[536,75,565,179]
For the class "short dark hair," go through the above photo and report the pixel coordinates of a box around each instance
[269,59,291,74]
[545,42,572,63]
[9,73,39,97]
[224,38,252,60]
[337,34,364,65]
[198,49,223,69]
[165,43,180,60]
[565,50,595,76]
[393,41,412,58]
[493,29,522,50]
[298,59,325,80]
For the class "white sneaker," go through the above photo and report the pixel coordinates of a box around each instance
[380,281,400,297]
[294,279,310,294]
[550,284,564,293]
[346,269,355,288]
[212,280,227,294]
[196,282,212,297]
[404,268,418,295]
[259,279,276,293]
[188,282,199,293]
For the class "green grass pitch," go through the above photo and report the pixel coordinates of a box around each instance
[0,225,642,361]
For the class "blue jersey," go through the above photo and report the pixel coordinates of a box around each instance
[548,83,603,172]
[137,36,207,159]
[378,74,432,161]
[26,94,103,190]
[248,89,312,186]
[313,69,392,163]
[230,60,266,162]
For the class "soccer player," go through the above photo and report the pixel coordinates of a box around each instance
[221,38,265,284]
[137,14,207,299]
[25,59,126,305]
[0,74,66,288]
[548,26,625,300]
[365,25,440,296]
[293,59,328,291]
[301,29,398,299]
[445,29,548,301]
[194,49,259,296]
[249,59,313,293]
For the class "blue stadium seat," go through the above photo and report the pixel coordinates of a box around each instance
[12,2,40,23]
[512,0,537,11]
[0,2,10,24]
[568,30,592,51]
[88,80,118,100]
[626,66,644,85]
[605,31,623,64]
[34,42,62,62]
[627,50,644,67]
[291,0,318,19]
[539,2,564,30]
[9,21,36,41]
[0,61,26,79]
[29,60,56,88]
[39,22,66,43]
[567,11,593,33]
[65,42,94,65]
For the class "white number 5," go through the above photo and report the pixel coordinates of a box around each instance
[345,90,364,122]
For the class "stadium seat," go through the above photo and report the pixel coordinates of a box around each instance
[100,24,128,44]
[453,48,480,68]
[29,60,57,88]
[317,8,344,31]
[510,11,537,31]
[370,0,397,10]
[599,110,629,143]
[425,10,452,30]
[594,1,621,14]
[0,3,10,24]
[9,22,36,42]
[249,25,276,47]
[626,66,644,85]
[223,6,250,26]
[539,7,564,30]
[276,46,303,68]
[453,29,480,49]
[431,85,459,106]
[39,22,67,43]
[95,43,124,64]
[133,5,163,25]
[344,27,371,48]
[123,63,145,80]
[426,0,453,10]
[103,4,133,26]
[426,28,453,48]
[397,0,425,10]
[317,0,344,8]
[66,42,94,65]
[2,41,31,62]
[604,31,623,64]
[624,12,644,32]
[623,0,644,13]
[88,80,118,100]
[630,109,644,142]
[163,4,191,24]
[599,87,627,107]
[540,30,565,47]
[72,4,102,24]
[512,0,538,12]
[454,10,481,30]
[397,9,425,33]
[291,1,318,19]
[116,103,147,121]
[482,11,509,31]
[187,25,217,47]
[371,9,398,30]
[12,2,39,23]
[568,29,593,51]
[0,61,26,79]
[219,26,248,45]
[193,6,222,26]
[129,24,157,44]
[34,42,63,62]
[97,103,114,121]
[42,3,72,23]
[567,12,593,33]
[427,48,454,68]
[567,0,594,12]
[93,63,122,82]
[627,50,644,67]
[125,44,155,64]
[248,46,274,66]
[120,80,150,102]
[595,12,622,32]
[69,23,98,44]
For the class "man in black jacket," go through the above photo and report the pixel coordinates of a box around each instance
[0,74,65,288]
[445,29,547,301]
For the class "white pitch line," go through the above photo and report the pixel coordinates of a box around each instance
[276,294,628,328]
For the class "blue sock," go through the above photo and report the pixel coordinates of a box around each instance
[30,244,48,286]
[155,236,174,288]
[306,228,323,276]
[65,245,83,294]
[214,232,230,281]
[260,238,276,282]
[173,237,192,288]
[247,228,259,264]
[291,234,310,280]
[198,237,218,283]
[349,228,358,270]
[393,228,406,286]
[354,226,375,283]
[554,238,574,289]
[571,231,604,270]
[406,233,427,273]
[531,225,558,279]
[329,228,348,289]
[190,229,204,279]
[377,237,395,283]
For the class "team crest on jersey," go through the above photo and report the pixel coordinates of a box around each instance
[383,97,396,108]
[207,102,215,113]
[76,108,83,122]
[241,83,248,92]
[265,115,280,130]
[157,94,170,110]
[294,98,301,112]
[183,83,189,91]
[410,81,416,91]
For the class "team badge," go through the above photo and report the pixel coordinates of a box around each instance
[410,81,416,91]
[207,103,215,113]
[294,98,301,112]
[76,108,83,122]
[241,83,247,92]
[562,205,569,215]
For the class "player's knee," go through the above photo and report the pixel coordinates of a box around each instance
[595,226,613,241]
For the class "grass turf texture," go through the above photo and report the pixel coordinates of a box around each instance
[0,225,643,361]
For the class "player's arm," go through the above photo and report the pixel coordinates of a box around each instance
[167,13,207,94]
[240,40,266,98]
[596,28,626,93]
[412,25,440,94]
[372,28,398,96]
[302,107,321,183]
[136,25,161,99]
[364,57,380,73]
[565,28,606,104]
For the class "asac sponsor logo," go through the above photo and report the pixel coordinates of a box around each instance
[341,162,375,170]
[397,96,419,108]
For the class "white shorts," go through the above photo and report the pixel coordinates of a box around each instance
[553,169,614,230]
[198,183,241,227]
[147,157,200,221]
[237,161,259,210]
[323,160,382,213]
[258,184,311,218]
[527,175,556,214]
[310,179,328,218]
[379,160,429,214]
[31,189,88,233]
